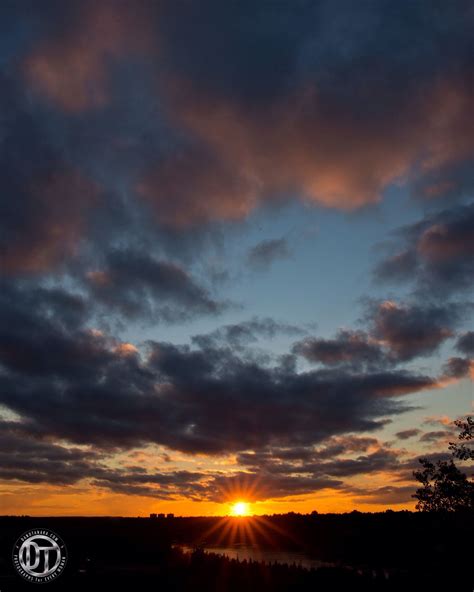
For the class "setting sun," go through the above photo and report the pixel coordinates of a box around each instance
[231,501,250,516]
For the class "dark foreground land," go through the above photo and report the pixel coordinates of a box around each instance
[0,512,472,591]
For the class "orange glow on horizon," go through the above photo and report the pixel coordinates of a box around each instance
[0,481,417,518]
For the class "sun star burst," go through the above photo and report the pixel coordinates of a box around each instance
[231,501,250,516]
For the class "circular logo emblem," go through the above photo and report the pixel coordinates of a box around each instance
[12,529,67,584]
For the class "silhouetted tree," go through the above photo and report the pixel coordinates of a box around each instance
[413,416,474,512]
[449,416,474,460]
[413,458,473,511]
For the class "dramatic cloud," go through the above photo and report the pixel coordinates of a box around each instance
[240,447,401,480]
[2,1,474,508]
[293,330,385,370]
[367,300,462,361]
[23,1,153,112]
[85,249,226,322]
[0,72,100,274]
[153,4,474,222]
[136,143,260,228]
[0,421,104,485]
[15,2,472,226]
[375,203,474,295]
[294,300,467,369]
[312,448,400,478]
[0,419,406,502]
[0,420,209,499]
[0,282,437,457]
[4,170,99,274]
[3,1,474,264]
[236,436,380,468]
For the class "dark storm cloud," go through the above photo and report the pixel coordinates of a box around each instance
[0,281,119,379]
[374,203,474,296]
[84,249,226,322]
[246,238,291,271]
[0,282,437,455]
[143,341,435,454]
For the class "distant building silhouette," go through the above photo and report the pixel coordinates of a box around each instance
[150,512,171,519]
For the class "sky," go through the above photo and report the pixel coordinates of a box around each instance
[0,0,473,517]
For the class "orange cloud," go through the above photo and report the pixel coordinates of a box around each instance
[137,148,260,228]
[115,342,139,357]
[138,74,474,227]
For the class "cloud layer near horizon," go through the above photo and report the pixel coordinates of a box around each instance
[0,278,469,503]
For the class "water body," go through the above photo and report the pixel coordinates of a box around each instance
[178,545,333,570]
